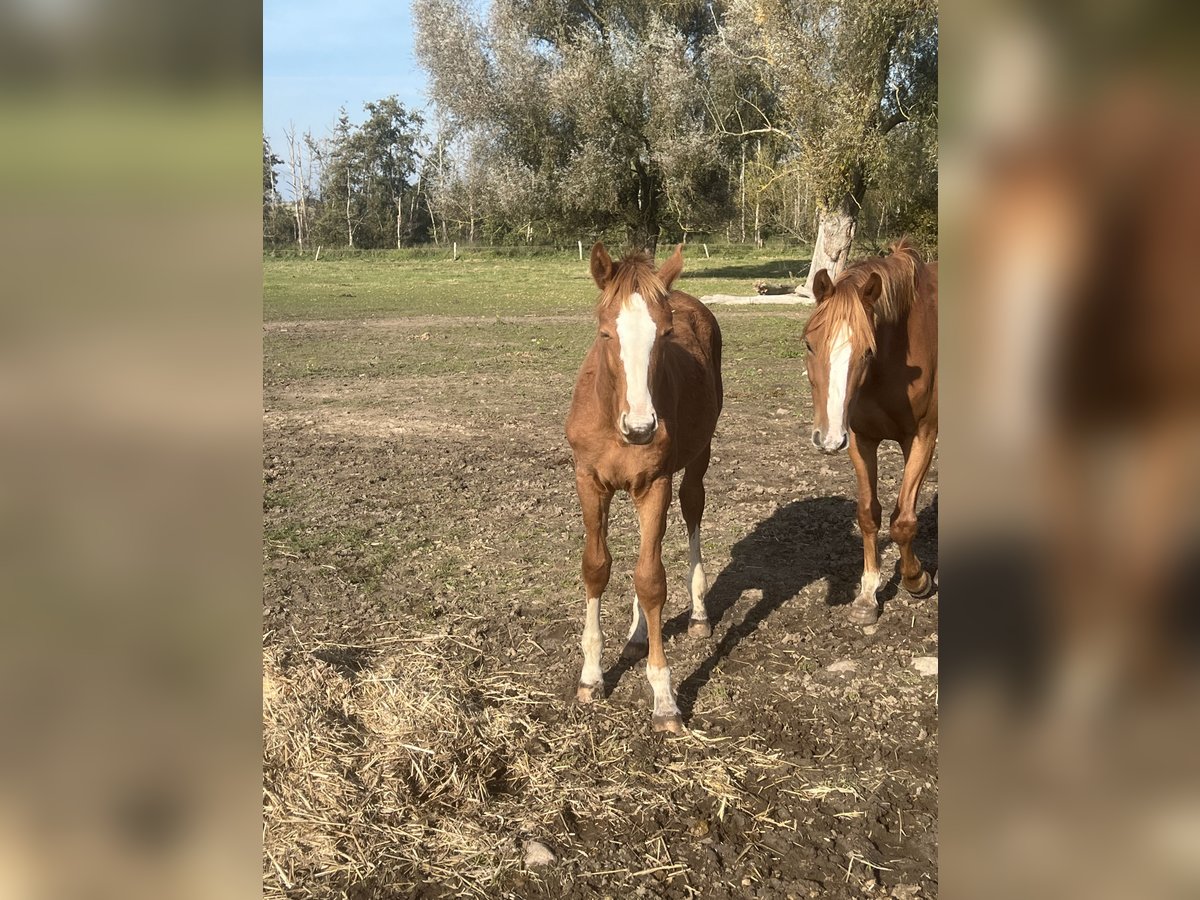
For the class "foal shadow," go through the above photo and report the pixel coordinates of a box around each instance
[601,496,861,706]
[599,490,940,714]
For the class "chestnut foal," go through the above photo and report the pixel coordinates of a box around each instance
[565,243,723,733]
[802,238,938,625]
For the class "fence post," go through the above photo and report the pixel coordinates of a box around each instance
[703,243,710,259]
[578,240,583,261]
[453,241,458,261]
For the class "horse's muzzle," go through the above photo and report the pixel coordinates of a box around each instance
[812,429,848,453]
[620,412,658,445]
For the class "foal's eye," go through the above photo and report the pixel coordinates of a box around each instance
[864,348,875,359]
[804,340,814,353]
[662,327,674,338]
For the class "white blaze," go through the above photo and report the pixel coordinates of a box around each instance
[825,324,853,444]
[616,292,657,429]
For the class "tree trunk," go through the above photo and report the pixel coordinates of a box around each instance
[806,170,866,287]
[346,167,354,248]
[626,160,660,253]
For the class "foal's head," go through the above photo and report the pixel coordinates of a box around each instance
[802,267,882,453]
[589,242,683,445]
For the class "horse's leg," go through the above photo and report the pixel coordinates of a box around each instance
[848,432,884,625]
[891,429,937,598]
[632,476,681,733]
[576,473,614,704]
[679,445,712,638]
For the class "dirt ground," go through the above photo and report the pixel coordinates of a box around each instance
[263,309,938,899]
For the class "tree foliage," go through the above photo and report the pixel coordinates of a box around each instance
[267,1,937,255]
[413,0,737,250]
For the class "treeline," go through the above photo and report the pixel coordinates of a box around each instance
[265,0,937,275]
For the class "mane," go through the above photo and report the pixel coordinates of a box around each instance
[596,251,670,312]
[806,238,924,347]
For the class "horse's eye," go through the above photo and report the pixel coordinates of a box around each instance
[600,331,613,341]
[662,327,674,338]
[864,348,875,359]
[804,340,814,353]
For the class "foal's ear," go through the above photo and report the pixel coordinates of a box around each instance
[812,269,834,304]
[590,242,614,289]
[861,272,883,309]
[658,244,684,291]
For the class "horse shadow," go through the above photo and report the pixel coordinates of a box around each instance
[601,492,939,717]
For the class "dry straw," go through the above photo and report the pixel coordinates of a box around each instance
[263,626,811,898]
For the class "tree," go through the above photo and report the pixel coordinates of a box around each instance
[310,100,426,249]
[414,0,736,251]
[263,136,283,245]
[712,0,937,281]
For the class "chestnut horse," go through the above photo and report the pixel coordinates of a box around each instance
[802,238,938,625]
[565,243,723,733]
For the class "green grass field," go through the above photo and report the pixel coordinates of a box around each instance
[263,244,814,321]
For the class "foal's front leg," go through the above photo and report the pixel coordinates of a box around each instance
[632,477,681,733]
[848,432,883,625]
[576,473,614,703]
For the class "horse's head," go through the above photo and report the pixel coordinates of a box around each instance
[802,267,882,453]
[590,242,682,445]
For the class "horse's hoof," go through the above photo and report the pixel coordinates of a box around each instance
[652,712,685,734]
[576,681,603,704]
[904,570,936,599]
[848,598,880,625]
[687,618,712,638]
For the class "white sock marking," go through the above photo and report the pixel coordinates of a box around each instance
[616,292,657,430]
[687,528,707,620]
[824,324,852,448]
[857,569,882,600]
[646,663,679,718]
[580,596,602,685]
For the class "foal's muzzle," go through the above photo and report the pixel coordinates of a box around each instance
[620,412,658,445]
[812,429,848,453]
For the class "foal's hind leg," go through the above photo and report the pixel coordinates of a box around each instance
[576,473,614,704]
[891,430,937,599]
[679,445,713,638]
[848,433,884,625]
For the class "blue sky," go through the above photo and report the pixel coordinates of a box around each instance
[264,0,430,195]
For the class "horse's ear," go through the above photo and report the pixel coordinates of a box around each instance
[861,272,883,309]
[658,244,684,291]
[812,269,834,304]
[590,242,614,289]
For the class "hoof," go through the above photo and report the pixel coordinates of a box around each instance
[904,570,937,599]
[687,618,712,638]
[576,681,603,704]
[847,597,880,625]
[652,712,685,734]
